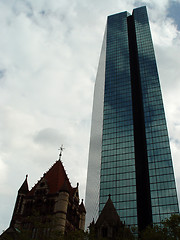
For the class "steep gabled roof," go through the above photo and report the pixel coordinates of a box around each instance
[96,195,122,227]
[28,160,76,196]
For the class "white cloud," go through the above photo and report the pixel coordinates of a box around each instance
[150,5,180,205]
[0,157,8,191]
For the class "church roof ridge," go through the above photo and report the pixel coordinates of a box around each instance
[28,159,74,196]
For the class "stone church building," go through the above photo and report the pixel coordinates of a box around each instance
[2,158,86,239]
[89,195,134,239]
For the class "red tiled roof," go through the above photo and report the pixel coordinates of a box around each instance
[28,160,76,196]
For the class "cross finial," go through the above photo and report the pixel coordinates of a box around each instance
[58,144,65,161]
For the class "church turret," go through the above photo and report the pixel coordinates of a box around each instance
[10,175,29,227]
[54,179,70,234]
[18,174,29,194]
[79,199,86,230]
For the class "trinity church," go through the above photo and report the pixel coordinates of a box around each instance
[1,151,86,239]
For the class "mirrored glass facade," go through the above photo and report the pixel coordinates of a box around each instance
[85,6,179,231]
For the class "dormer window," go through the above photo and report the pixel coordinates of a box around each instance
[35,189,48,196]
[34,179,49,197]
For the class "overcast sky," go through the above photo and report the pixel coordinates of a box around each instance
[1,0,180,233]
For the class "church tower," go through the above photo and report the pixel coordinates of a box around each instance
[3,150,86,239]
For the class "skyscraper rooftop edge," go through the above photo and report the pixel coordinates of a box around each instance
[108,5,147,18]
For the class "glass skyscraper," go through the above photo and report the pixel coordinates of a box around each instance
[85,6,179,231]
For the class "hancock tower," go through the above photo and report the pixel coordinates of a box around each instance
[85,6,179,231]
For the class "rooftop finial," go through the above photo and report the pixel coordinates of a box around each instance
[58,144,65,161]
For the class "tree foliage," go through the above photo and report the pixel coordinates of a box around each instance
[141,214,180,240]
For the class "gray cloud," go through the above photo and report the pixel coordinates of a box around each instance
[34,128,67,146]
[0,69,5,79]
